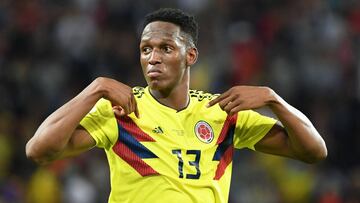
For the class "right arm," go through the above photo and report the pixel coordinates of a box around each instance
[25,77,139,165]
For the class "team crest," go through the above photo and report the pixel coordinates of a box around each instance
[194,121,214,144]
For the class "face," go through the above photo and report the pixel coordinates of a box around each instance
[140,21,196,92]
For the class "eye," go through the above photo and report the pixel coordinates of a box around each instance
[142,47,152,54]
[162,45,173,53]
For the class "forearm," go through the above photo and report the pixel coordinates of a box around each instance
[267,90,327,163]
[26,78,105,163]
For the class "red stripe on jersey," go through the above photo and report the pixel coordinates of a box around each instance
[213,114,237,180]
[216,114,237,144]
[113,140,158,176]
[113,115,158,176]
[117,116,155,142]
[214,145,234,180]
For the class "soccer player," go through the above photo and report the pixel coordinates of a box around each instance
[26,8,327,203]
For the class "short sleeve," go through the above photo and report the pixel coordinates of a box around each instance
[80,98,118,149]
[234,110,277,150]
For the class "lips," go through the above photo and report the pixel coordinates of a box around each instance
[147,67,162,78]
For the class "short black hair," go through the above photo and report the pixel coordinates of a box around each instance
[143,8,198,46]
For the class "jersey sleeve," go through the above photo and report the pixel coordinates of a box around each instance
[233,110,277,150]
[79,98,118,150]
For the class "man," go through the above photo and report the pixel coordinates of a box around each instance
[26,8,327,203]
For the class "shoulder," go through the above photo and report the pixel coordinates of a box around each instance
[189,89,219,102]
[89,98,113,117]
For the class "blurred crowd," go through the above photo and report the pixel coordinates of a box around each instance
[0,0,359,202]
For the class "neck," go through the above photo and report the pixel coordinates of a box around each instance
[149,70,190,111]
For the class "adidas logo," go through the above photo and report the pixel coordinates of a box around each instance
[152,126,164,134]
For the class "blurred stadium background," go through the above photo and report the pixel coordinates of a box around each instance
[0,0,359,202]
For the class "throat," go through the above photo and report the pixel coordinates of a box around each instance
[149,88,190,111]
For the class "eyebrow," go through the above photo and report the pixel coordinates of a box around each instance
[140,31,194,48]
[140,37,178,44]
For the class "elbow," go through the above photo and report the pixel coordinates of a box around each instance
[302,151,327,164]
[25,140,36,161]
[25,142,42,164]
[25,141,54,166]
[301,143,328,164]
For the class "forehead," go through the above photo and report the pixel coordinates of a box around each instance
[141,21,184,42]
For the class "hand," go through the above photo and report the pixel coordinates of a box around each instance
[207,86,274,116]
[95,77,140,118]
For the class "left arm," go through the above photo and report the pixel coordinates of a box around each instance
[207,86,327,163]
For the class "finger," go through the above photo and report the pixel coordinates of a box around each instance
[223,99,240,112]
[207,91,230,107]
[228,105,244,116]
[119,109,127,116]
[113,106,128,117]
[122,103,132,115]
[117,99,131,116]
[218,95,235,110]
[112,106,123,117]
[207,95,224,107]
[134,100,140,118]
[128,95,135,115]
[128,94,140,118]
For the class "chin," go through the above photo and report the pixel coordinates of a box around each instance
[148,80,163,90]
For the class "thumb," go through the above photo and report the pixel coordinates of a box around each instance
[112,106,126,117]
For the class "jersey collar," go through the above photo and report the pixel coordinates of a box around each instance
[145,86,192,113]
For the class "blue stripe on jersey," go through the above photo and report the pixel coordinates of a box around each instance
[213,125,235,161]
[118,125,158,159]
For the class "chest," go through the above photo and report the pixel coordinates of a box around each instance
[133,108,229,150]
[112,103,235,180]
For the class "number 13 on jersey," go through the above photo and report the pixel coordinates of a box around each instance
[172,149,201,179]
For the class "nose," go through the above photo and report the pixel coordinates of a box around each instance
[148,49,161,65]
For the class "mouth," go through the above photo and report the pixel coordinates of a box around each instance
[147,67,162,78]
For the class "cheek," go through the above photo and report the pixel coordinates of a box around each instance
[168,58,184,74]
[171,58,187,80]
[170,52,185,66]
[140,55,147,71]
[177,54,187,69]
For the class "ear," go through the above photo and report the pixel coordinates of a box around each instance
[186,47,198,66]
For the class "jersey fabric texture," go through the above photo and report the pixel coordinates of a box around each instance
[80,86,277,203]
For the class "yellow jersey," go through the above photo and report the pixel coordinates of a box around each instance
[80,86,276,203]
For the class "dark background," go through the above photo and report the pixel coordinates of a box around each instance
[0,0,359,202]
